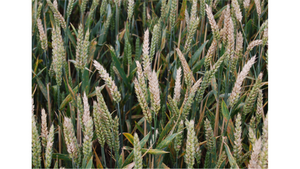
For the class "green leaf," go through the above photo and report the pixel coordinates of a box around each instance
[190,41,208,66]
[52,153,71,161]
[36,77,48,102]
[85,156,94,169]
[221,100,235,146]
[224,142,239,169]
[156,132,181,149]
[59,83,81,110]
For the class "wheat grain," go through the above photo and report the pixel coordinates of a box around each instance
[249,138,262,169]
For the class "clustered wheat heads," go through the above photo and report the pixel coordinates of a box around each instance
[32,0,268,168]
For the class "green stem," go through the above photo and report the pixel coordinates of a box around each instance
[101,146,107,168]
[117,103,123,157]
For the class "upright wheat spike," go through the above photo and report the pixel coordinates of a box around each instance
[93,101,106,146]
[174,120,184,153]
[260,114,268,169]
[149,71,161,113]
[80,0,88,14]
[206,4,220,40]
[256,89,264,123]
[176,48,194,87]
[232,0,242,23]
[222,5,230,44]
[184,17,200,53]
[142,29,151,77]
[63,117,81,164]
[134,78,152,123]
[100,0,108,16]
[204,39,218,70]
[82,92,92,129]
[45,124,54,169]
[32,115,41,168]
[66,0,75,19]
[249,138,262,169]
[135,61,148,99]
[37,18,48,51]
[46,0,66,29]
[173,67,182,104]
[112,116,120,153]
[161,0,167,19]
[133,133,143,169]
[263,27,268,46]
[254,0,261,16]
[150,24,159,60]
[170,0,178,28]
[41,109,48,147]
[248,127,256,146]
[93,60,121,103]
[127,0,135,21]
[185,9,190,29]
[229,56,256,107]
[185,120,196,169]
[233,113,243,161]
[236,31,244,57]
[83,118,93,159]
[204,118,215,152]
[244,73,263,115]
[227,17,235,59]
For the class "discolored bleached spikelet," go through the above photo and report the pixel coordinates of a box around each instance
[263,27,268,46]
[249,138,262,169]
[133,133,143,169]
[174,67,182,104]
[41,109,48,147]
[176,48,194,87]
[232,0,242,23]
[134,78,152,123]
[260,114,268,169]
[206,4,220,40]
[244,0,250,10]
[37,18,48,51]
[82,92,92,127]
[45,124,55,169]
[245,40,263,56]
[148,71,161,113]
[256,89,264,123]
[93,60,121,103]
[236,31,244,56]
[142,29,151,77]
[254,0,261,16]
[229,56,256,107]
[248,127,256,146]
[227,17,235,59]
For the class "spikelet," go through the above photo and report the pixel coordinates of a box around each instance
[195,144,202,165]
[161,0,167,19]
[235,31,244,57]
[185,9,190,29]
[32,115,41,168]
[103,13,113,35]
[170,0,177,28]
[206,4,220,40]
[51,26,65,86]
[46,0,66,29]
[248,127,256,146]
[63,117,81,164]
[45,124,54,169]
[217,9,226,29]
[233,113,243,161]
[185,120,196,169]
[37,18,48,51]
[222,5,230,44]
[112,116,120,153]
[41,109,48,147]
[173,67,182,104]
[254,0,261,16]
[83,118,93,159]
[174,120,184,153]
[135,61,148,99]
[134,78,152,123]
[244,0,250,10]
[181,78,202,120]
[82,92,92,128]
[125,36,133,66]
[75,24,84,70]
[36,2,43,19]
[229,56,256,107]
[142,29,151,77]
[127,0,135,20]
[244,73,263,115]
[260,114,268,169]
[232,0,242,23]
[93,60,121,103]
[93,101,106,146]
[227,18,235,60]
[168,95,180,119]
[148,71,161,113]
[100,0,108,16]
[263,27,268,46]
[133,133,143,169]
[204,118,215,152]
[184,17,200,53]
[66,0,75,19]
[176,48,194,87]
[249,138,262,169]
[77,94,85,132]
[88,0,100,20]
[190,0,198,21]
[256,89,264,123]
[204,39,218,70]
[245,40,263,56]
[196,52,227,102]
[80,0,88,14]
[215,151,226,168]
[150,24,159,60]
[200,0,206,18]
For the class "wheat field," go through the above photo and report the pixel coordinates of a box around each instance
[32,0,268,168]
